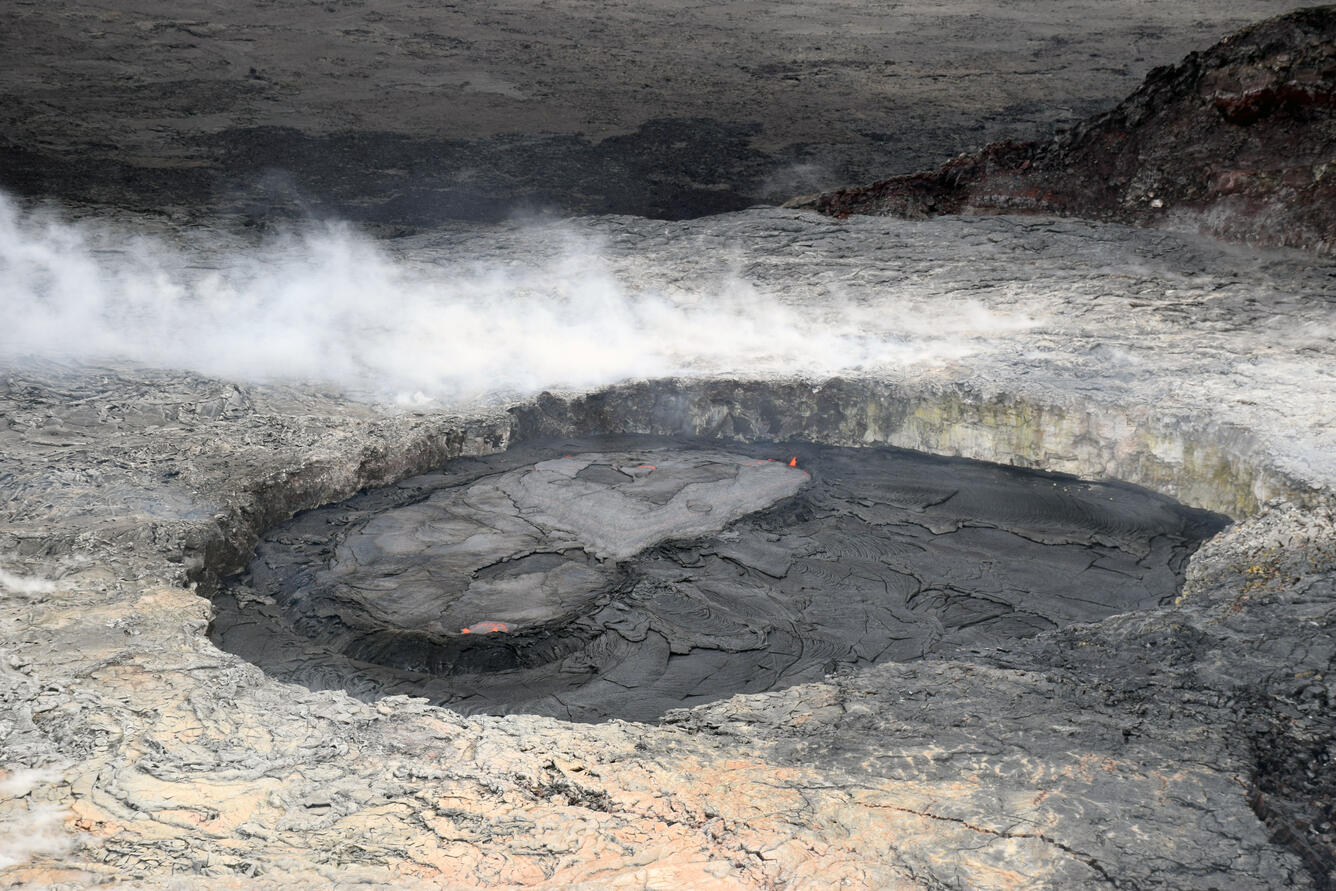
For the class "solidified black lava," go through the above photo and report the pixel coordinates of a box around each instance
[211,435,1230,722]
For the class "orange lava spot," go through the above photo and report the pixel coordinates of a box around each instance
[463,621,510,635]
[637,464,656,470]
[788,457,798,467]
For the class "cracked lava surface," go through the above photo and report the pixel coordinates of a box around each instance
[213,437,1227,722]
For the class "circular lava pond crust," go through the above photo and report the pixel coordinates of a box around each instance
[211,435,1229,722]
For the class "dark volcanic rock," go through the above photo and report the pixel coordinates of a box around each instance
[793,6,1336,254]
[970,502,1336,888]
[1,120,772,224]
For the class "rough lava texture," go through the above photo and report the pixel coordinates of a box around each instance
[0,0,1312,223]
[2,208,1335,888]
[793,6,1336,254]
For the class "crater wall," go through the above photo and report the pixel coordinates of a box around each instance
[193,376,1301,600]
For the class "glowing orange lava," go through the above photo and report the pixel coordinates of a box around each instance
[461,621,510,634]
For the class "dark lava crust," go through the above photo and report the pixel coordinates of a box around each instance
[0,119,775,225]
[212,435,1228,723]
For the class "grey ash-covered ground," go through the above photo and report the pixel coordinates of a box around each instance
[214,435,1226,723]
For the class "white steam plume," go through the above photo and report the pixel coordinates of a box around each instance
[0,193,1029,402]
[0,767,73,870]
[0,569,58,598]
[0,804,74,870]
[0,766,66,798]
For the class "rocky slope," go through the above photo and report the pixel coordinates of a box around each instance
[793,6,1336,254]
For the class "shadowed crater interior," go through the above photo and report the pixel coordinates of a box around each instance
[211,434,1229,722]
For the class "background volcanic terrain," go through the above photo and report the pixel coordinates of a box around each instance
[795,7,1336,254]
[0,0,1317,222]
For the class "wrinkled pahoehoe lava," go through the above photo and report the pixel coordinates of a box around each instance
[794,6,1336,254]
[213,436,1227,723]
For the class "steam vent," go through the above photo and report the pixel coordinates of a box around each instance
[2,3,1336,890]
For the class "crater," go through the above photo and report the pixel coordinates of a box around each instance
[210,421,1228,722]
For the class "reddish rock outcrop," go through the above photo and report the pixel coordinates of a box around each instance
[793,6,1336,255]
